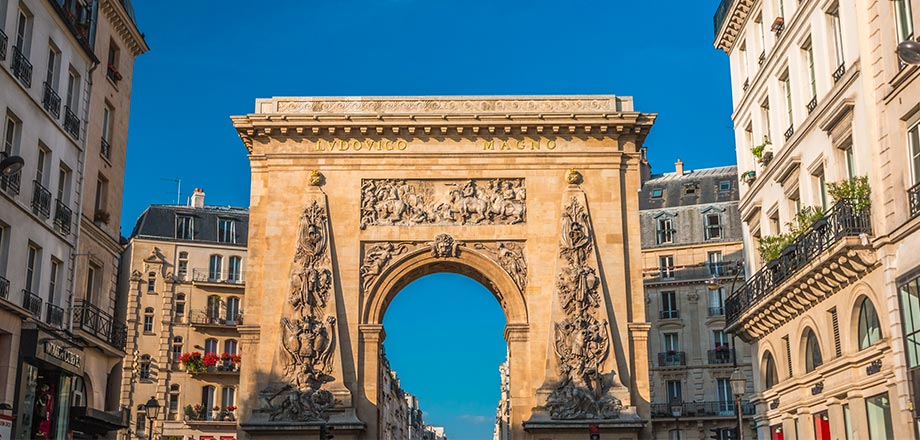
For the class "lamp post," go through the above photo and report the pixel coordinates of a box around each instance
[898,38,920,65]
[144,396,160,440]
[670,401,683,440]
[730,368,747,440]
[0,151,25,176]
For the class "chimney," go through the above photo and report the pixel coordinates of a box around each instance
[639,147,652,184]
[675,158,684,176]
[190,188,205,208]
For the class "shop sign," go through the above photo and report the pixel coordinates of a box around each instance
[0,413,11,440]
[43,340,81,370]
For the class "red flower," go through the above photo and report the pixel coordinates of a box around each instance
[220,352,231,361]
[226,405,237,412]
[203,352,219,367]
[231,354,242,364]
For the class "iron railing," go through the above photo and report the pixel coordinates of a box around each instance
[31,180,51,219]
[709,306,725,317]
[758,51,766,65]
[713,0,734,38]
[807,96,818,114]
[1,169,21,196]
[660,309,680,320]
[651,401,755,418]
[644,261,741,283]
[45,303,64,327]
[73,301,127,351]
[726,199,872,326]
[191,268,244,285]
[42,82,61,118]
[708,348,736,365]
[909,182,920,219]
[100,138,111,160]
[0,28,7,61]
[833,63,847,82]
[21,289,42,318]
[11,46,32,87]
[784,125,794,140]
[742,78,749,92]
[54,199,72,235]
[658,352,687,367]
[63,106,80,139]
[189,309,243,326]
[0,276,8,300]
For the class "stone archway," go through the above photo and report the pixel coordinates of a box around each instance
[232,96,656,440]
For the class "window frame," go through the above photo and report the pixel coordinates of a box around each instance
[857,297,882,350]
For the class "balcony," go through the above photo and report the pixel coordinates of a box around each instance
[22,289,42,318]
[0,276,8,300]
[651,401,755,419]
[707,348,735,365]
[807,96,818,114]
[0,28,6,61]
[708,306,725,317]
[1,169,21,196]
[45,303,64,328]
[64,106,80,139]
[726,200,876,341]
[184,405,238,425]
[909,182,920,219]
[644,261,741,285]
[54,199,72,235]
[657,351,687,367]
[833,63,847,83]
[191,268,244,287]
[189,310,242,328]
[784,125,794,141]
[51,0,96,52]
[31,180,52,219]
[660,309,680,320]
[100,138,111,160]
[188,363,240,377]
[73,302,127,352]
[42,82,61,118]
[11,46,32,88]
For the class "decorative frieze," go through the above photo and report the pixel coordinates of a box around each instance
[866,359,882,375]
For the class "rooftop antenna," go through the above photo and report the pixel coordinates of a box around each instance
[160,177,181,204]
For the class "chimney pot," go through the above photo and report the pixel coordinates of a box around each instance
[675,159,684,176]
[190,188,205,208]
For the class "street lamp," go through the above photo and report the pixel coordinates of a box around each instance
[730,368,747,440]
[670,401,683,440]
[898,38,920,65]
[0,151,25,176]
[144,396,160,439]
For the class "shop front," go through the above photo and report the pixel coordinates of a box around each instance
[14,329,84,440]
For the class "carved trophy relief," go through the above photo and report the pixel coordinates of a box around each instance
[546,197,623,420]
[360,178,526,228]
[259,201,339,422]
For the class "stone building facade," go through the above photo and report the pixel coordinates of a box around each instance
[118,191,248,440]
[640,161,755,440]
[0,0,144,438]
[715,0,920,438]
[379,353,446,440]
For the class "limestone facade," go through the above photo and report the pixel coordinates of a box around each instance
[118,194,247,440]
[231,95,656,439]
[640,162,755,439]
[378,353,445,440]
[715,0,920,438]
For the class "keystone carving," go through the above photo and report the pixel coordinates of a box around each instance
[360,178,525,228]
[546,197,622,420]
[259,201,338,421]
[428,234,462,258]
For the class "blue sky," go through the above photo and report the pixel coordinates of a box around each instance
[122,1,733,438]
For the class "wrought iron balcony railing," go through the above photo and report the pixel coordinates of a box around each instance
[0,276,8,300]
[833,62,847,82]
[45,303,64,327]
[909,182,920,219]
[713,0,733,37]
[726,200,872,327]
[42,82,61,118]
[644,261,741,284]
[73,301,127,351]
[806,96,818,114]
[31,180,51,219]
[660,309,680,320]
[651,401,755,418]
[708,306,725,317]
[0,28,7,61]
[100,138,111,160]
[11,46,32,88]
[191,268,244,285]
[1,169,21,196]
[21,289,42,318]
[189,309,243,327]
[707,348,735,365]
[63,106,80,139]
[657,351,687,367]
[54,199,72,235]
[784,125,794,140]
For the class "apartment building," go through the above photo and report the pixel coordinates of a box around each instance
[640,161,755,440]
[0,0,143,438]
[379,352,448,440]
[119,190,248,440]
[714,0,920,438]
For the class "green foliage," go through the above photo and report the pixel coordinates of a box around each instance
[752,143,766,159]
[757,206,827,263]
[787,206,825,238]
[828,176,871,211]
[757,234,789,263]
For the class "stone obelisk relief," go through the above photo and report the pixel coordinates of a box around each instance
[245,187,358,430]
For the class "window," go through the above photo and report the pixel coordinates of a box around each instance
[94,174,108,213]
[843,404,852,440]
[663,333,679,352]
[172,337,183,362]
[661,291,678,319]
[218,218,236,243]
[177,252,188,279]
[761,99,772,142]
[763,351,779,389]
[224,339,238,355]
[866,393,893,440]
[48,258,61,305]
[169,385,180,417]
[143,307,154,333]
[106,40,120,82]
[85,263,100,303]
[139,354,151,379]
[781,72,794,130]
[666,380,682,403]
[57,164,70,204]
[705,213,723,240]
[659,255,674,279]
[776,0,785,17]
[135,412,145,435]
[45,44,59,89]
[102,104,113,143]
[718,180,731,192]
[813,411,831,440]
[804,39,817,99]
[709,287,725,315]
[814,167,828,211]
[656,218,674,244]
[909,122,920,185]
[226,296,240,322]
[858,297,882,349]
[228,256,242,283]
[738,40,749,81]
[899,274,920,368]
[204,338,218,355]
[756,13,766,55]
[3,114,21,156]
[221,386,235,408]
[894,0,915,44]
[207,295,221,320]
[25,244,39,292]
[201,386,216,420]
[65,69,80,111]
[176,215,195,240]
[683,183,698,196]
[708,251,724,275]
[14,7,31,53]
[842,144,856,179]
[209,255,222,281]
[829,7,845,67]
[147,271,155,292]
[174,293,186,320]
[714,330,730,348]
[804,328,823,372]
[651,188,663,199]
[716,379,733,413]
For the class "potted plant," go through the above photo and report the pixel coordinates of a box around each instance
[226,405,237,421]
[232,353,242,366]
[179,352,205,373]
[741,170,756,185]
[93,210,110,225]
[752,139,773,166]
[212,406,220,420]
[184,404,195,421]
[193,403,205,420]
[771,16,785,33]
[203,352,219,371]
[828,176,871,212]
[220,352,233,371]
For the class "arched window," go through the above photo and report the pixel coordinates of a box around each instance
[221,386,236,409]
[168,384,180,418]
[204,338,218,354]
[858,297,882,350]
[139,355,152,379]
[224,339,238,355]
[208,255,223,281]
[201,386,215,420]
[228,256,242,283]
[804,329,823,373]
[226,296,240,322]
[177,251,189,279]
[147,272,156,292]
[206,295,221,322]
[143,307,154,333]
[174,293,186,322]
[171,337,183,362]
[763,351,779,389]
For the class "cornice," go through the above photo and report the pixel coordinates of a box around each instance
[714,0,755,53]
[100,0,148,56]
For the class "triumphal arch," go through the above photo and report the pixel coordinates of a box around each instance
[231,96,656,439]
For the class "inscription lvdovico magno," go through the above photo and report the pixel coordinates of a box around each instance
[306,138,558,153]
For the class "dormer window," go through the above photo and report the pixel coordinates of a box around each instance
[683,183,699,196]
[657,217,675,244]
[176,215,195,240]
[218,218,236,244]
[719,180,731,192]
[651,188,664,199]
